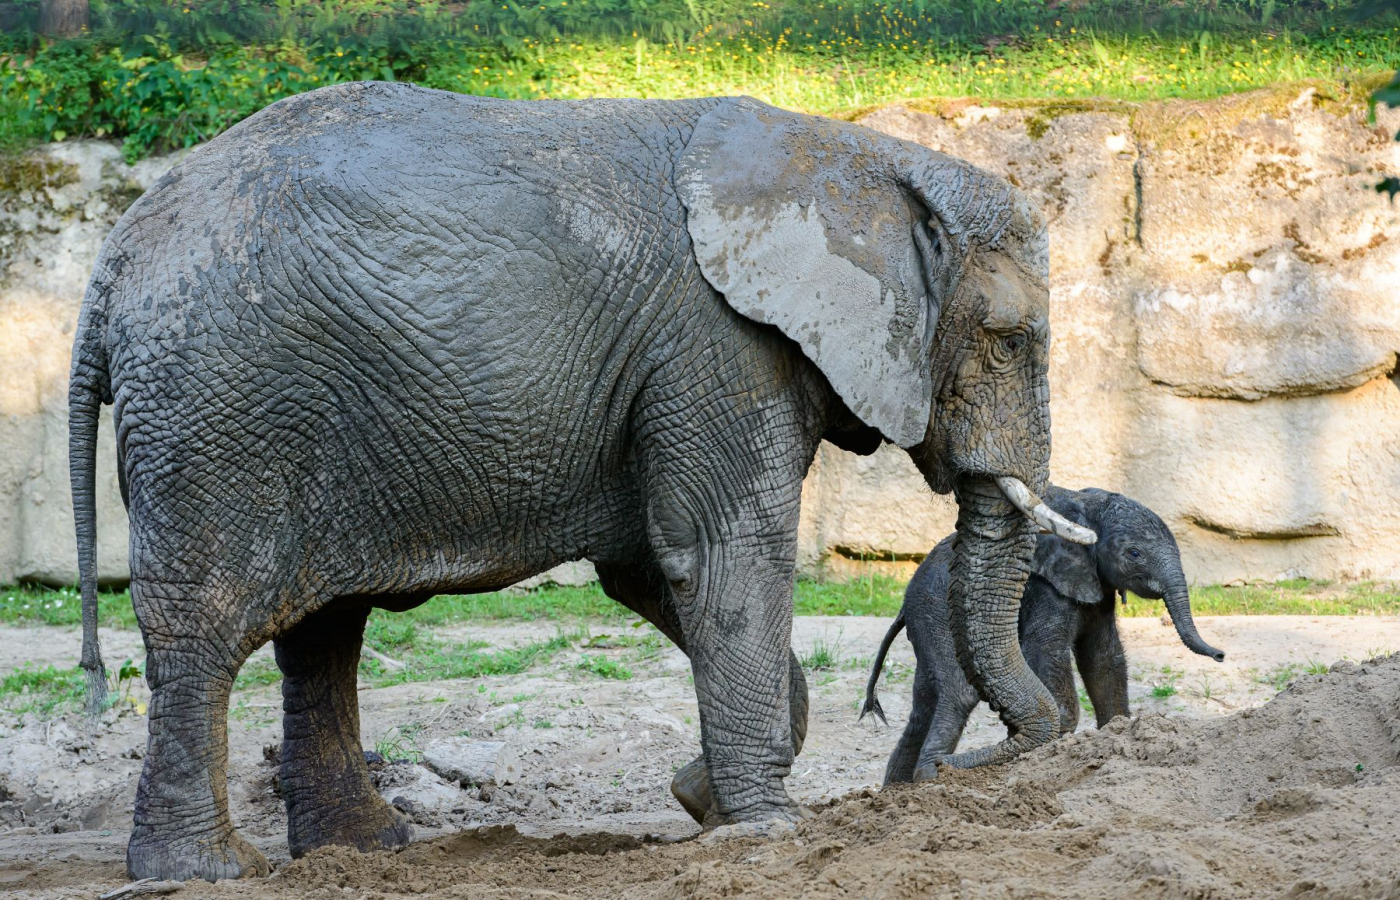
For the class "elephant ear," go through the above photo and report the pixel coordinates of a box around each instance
[1032,495,1102,606]
[676,97,945,448]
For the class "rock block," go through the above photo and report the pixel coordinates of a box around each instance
[422,739,521,787]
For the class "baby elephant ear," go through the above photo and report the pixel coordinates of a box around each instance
[676,97,936,448]
[1033,498,1103,605]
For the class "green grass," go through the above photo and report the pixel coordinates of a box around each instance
[3,576,1399,638]
[800,633,847,671]
[232,658,283,691]
[0,664,86,715]
[401,584,630,624]
[1256,661,1304,692]
[0,655,148,715]
[1120,579,1400,617]
[2,21,1397,161]
[414,27,1400,112]
[794,575,905,617]
[575,654,633,680]
[0,578,908,629]
[7,570,1399,715]
[363,627,584,688]
[1149,664,1183,698]
[0,584,136,628]
[229,626,585,695]
[373,722,425,762]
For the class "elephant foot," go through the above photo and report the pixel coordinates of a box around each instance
[127,825,271,882]
[702,797,807,830]
[912,764,940,783]
[671,756,713,825]
[287,798,414,859]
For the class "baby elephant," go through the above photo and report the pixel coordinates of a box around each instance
[863,486,1224,784]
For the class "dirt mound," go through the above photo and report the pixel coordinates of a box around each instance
[1019,656,1400,819]
[248,654,1400,900]
[10,637,1400,899]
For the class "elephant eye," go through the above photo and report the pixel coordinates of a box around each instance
[1128,548,1142,559]
[996,334,1030,363]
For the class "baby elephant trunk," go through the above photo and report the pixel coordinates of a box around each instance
[1163,579,1225,662]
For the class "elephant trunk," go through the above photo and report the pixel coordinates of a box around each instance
[935,477,1061,770]
[1163,578,1225,662]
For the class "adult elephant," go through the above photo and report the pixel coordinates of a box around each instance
[68,82,1091,882]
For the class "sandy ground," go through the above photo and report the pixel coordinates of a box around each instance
[2,613,1398,898]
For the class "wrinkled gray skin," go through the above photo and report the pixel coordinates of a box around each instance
[864,486,1225,784]
[69,83,1061,882]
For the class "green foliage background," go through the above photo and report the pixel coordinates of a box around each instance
[0,0,1396,160]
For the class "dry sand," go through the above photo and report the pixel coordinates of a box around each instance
[2,613,1398,898]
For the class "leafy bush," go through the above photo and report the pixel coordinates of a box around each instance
[0,1,1385,49]
[0,0,1395,159]
[0,37,426,159]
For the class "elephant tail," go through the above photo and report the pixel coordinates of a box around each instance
[69,287,112,722]
[860,611,906,725]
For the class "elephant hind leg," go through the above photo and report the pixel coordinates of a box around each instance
[912,684,978,782]
[884,664,937,786]
[127,580,272,882]
[275,603,412,858]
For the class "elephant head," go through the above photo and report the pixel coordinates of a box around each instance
[676,97,1093,768]
[1037,488,1225,662]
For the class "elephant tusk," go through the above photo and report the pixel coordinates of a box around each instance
[994,476,1097,545]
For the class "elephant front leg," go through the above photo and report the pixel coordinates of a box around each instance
[595,560,808,825]
[670,654,808,822]
[275,604,412,858]
[667,539,801,826]
[1024,627,1081,736]
[127,584,270,882]
[1074,607,1131,727]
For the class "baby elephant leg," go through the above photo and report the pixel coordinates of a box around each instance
[912,682,978,782]
[1075,606,1131,727]
[1024,630,1080,736]
[884,663,936,785]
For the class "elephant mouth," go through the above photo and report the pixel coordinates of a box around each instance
[993,476,1096,545]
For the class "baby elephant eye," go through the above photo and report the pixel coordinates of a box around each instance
[1128,548,1142,559]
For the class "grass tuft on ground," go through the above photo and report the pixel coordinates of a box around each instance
[0,664,86,715]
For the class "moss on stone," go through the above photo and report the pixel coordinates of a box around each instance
[852,81,1377,153]
[98,161,146,214]
[0,154,78,198]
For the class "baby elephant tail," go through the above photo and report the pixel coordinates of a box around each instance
[860,612,906,725]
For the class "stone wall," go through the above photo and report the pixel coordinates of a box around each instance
[0,144,170,586]
[2,87,1397,587]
